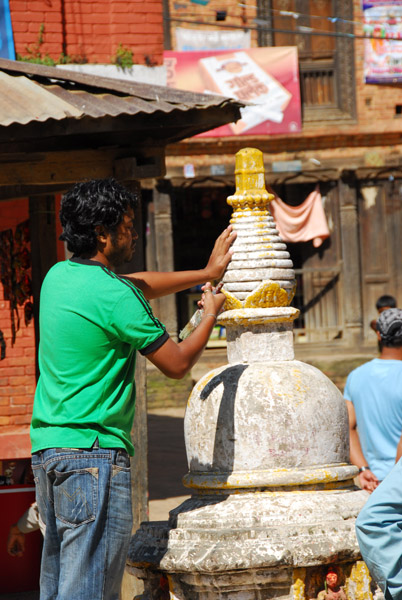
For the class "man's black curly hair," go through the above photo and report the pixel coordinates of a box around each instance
[59,178,138,256]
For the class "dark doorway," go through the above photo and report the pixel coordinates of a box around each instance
[171,185,234,329]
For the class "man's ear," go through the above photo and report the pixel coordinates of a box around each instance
[95,225,107,243]
[376,330,382,342]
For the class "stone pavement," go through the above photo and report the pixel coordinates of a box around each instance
[147,406,189,521]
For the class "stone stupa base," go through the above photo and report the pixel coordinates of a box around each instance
[128,485,376,600]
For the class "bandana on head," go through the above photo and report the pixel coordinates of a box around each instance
[377,308,402,344]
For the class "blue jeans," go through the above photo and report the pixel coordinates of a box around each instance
[356,459,402,600]
[32,443,133,600]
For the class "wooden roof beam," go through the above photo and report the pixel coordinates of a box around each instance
[0,148,166,192]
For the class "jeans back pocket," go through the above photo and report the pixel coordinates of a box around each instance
[52,467,98,527]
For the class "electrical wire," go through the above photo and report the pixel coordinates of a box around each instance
[175,4,363,28]
[174,1,402,35]
[167,16,402,40]
[265,7,363,28]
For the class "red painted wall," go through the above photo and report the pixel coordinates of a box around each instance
[0,197,64,455]
[0,199,35,444]
[9,0,164,66]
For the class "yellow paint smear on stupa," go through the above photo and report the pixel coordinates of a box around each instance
[244,282,290,308]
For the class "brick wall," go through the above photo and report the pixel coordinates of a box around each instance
[9,0,164,65]
[168,0,258,49]
[0,199,36,442]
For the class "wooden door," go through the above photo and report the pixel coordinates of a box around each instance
[282,183,344,343]
[359,179,402,342]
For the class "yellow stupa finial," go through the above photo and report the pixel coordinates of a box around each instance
[227,148,274,211]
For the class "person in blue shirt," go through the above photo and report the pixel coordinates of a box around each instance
[354,309,402,599]
[345,308,402,493]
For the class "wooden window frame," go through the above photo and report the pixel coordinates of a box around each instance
[257,0,356,122]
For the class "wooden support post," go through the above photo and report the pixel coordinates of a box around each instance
[29,195,58,379]
[339,172,363,347]
[117,182,148,599]
[148,187,178,339]
[121,352,148,599]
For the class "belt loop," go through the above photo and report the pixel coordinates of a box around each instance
[115,448,130,467]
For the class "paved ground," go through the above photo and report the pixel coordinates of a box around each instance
[147,406,190,521]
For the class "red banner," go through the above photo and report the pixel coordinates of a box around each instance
[164,47,302,137]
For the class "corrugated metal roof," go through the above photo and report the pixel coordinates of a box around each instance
[0,72,83,125]
[0,58,243,128]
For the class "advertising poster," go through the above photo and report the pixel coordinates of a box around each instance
[164,47,302,136]
[363,0,402,82]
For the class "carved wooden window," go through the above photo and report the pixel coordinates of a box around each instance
[257,0,356,121]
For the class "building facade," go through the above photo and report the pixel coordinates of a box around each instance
[2,0,402,445]
[155,0,402,347]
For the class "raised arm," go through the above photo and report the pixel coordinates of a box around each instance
[126,226,236,300]
[146,283,224,378]
[346,399,379,493]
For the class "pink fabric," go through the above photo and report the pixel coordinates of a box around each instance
[269,186,330,248]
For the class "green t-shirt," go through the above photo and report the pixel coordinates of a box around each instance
[30,258,168,455]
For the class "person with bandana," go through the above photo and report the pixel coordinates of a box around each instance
[355,309,402,600]
[345,308,402,493]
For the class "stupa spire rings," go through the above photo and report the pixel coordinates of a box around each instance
[221,147,296,310]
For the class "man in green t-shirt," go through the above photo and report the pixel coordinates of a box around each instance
[31,177,234,600]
